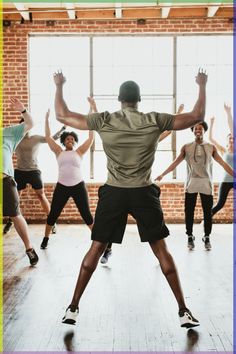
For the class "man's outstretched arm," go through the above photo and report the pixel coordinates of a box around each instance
[172,69,207,131]
[54,71,89,130]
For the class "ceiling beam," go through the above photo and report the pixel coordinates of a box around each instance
[65,3,76,20]
[207,5,220,17]
[161,3,171,18]
[115,3,122,19]
[13,3,30,21]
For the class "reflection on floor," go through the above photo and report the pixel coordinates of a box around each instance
[3,223,233,352]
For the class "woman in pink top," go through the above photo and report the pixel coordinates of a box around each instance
[41,99,95,249]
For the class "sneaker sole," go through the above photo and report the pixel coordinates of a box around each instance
[62,318,76,325]
[181,322,200,328]
[30,261,38,266]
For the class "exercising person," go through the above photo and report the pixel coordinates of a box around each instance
[3,113,65,234]
[2,97,39,266]
[53,69,208,329]
[40,103,95,249]
[100,103,185,264]
[156,122,234,251]
[209,105,234,217]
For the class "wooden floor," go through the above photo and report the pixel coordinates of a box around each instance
[3,223,233,352]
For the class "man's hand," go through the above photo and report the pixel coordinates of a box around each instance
[195,68,208,86]
[155,175,163,182]
[224,103,231,114]
[53,71,66,86]
[10,97,25,112]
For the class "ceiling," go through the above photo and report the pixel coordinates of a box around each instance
[2,2,233,21]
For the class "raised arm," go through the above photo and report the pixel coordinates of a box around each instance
[224,103,233,135]
[76,96,97,155]
[159,104,185,142]
[155,145,186,181]
[213,145,234,176]
[172,69,207,131]
[77,131,95,156]
[10,97,33,133]
[54,71,89,130]
[208,116,225,155]
[45,109,62,156]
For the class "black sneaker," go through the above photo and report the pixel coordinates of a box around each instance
[51,224,57,234]
[187,236,195,250]
[62,306,79,325]
[100,248,112,264]
[40,237,49,249]
[3,219,13,234]
[26,248,39,266]
[202,236,211,250]
[179,308,200,328]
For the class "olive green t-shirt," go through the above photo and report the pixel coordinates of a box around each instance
[87,107,175,187]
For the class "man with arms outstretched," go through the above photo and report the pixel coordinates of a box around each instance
[53,69,207,328]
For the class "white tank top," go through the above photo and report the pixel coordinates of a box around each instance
[57,150,83,186]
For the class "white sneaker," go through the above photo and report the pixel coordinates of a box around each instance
[62,306,79,325]
[179,308,200,328]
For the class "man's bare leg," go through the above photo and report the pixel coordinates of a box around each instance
[149,238,199,328]
[70,240,108,308]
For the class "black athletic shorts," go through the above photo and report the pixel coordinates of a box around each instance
[3,176,21,217]
[14,169,43,190]
[91,184,169,244]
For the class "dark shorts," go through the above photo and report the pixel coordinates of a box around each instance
[3,176,21,217]
[91,184,169,244]
[14,169,43,190]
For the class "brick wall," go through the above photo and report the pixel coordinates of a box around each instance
[9,183,232,224]
[3,17,233,223]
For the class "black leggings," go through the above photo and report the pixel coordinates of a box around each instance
[212,182,234,216]
[47,181,93,226]
[185,192,213,236]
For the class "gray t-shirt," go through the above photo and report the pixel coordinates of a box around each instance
[15,130,62,171]
[87,107,174,187]
[184,141,214,195]
[2,123,25,177]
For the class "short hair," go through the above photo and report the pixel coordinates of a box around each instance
[60,131,78,146]
[118,81,141,103]
[191,121,208,132]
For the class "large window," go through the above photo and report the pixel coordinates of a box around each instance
[29,34,233,183]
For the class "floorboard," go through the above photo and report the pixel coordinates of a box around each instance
[3,223,233,352]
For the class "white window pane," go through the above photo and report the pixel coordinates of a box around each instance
[93,36,173,95]
[151,151,173,181]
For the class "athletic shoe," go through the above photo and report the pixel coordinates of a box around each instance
[100,248,112,264]
[202,236,211,250]
[187,236,195,250]
[51,224,57,234]
[40,237,49,249]
[3,218,13,234]
[62,306,79,325]
[26,248,39,266]
[179,308,200,328]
